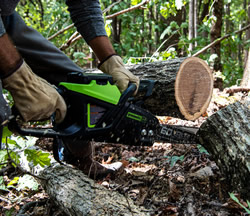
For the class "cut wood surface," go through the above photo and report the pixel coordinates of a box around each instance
[39,164,151,216]
[197,98,250,199]
[127,57,213,120]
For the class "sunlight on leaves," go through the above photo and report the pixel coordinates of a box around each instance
[24,149,51,168]
[17,175,39,191]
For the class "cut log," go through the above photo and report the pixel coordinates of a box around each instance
[90,57,213,120]
[39,164,151,216]
[197,98,250,199]
[129,57,213,120]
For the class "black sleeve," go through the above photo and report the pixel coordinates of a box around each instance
[66,0,107,43]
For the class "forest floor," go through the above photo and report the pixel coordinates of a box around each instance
[0,87,249,216]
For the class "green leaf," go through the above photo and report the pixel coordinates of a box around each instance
[229,193,250,214]
[170,21,178,29]
[2,126,12,139]
[14,136,37,149]
[128,157,139,162]
[9,151,20,167]
[4,207,16,216]
[17,175,39,191]
[131,0,140,6]
[0,150,8,168]
[73,52,86,59]
[197,145,209,155]
[165,155,185,167]
[0,176,8,192]
[247,200,250,208]
[0,150,20,168]
[170,155,184,167]
[160,26,172,39]
[7,177,19,188]
[24,149,51,167]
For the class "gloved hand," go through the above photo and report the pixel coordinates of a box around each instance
[99,55,140,94]
[2,61,66,123]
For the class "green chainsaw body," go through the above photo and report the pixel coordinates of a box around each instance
[9,72,198,162]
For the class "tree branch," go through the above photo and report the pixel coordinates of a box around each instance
[193,24,250,57]
[48,0,149,42]
[47,23,74,41]
[106,0,151,19]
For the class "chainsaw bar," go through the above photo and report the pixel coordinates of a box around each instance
[156,124,199,144]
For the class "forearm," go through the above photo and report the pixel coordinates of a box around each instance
[0,33,22,78]
[88,36,115,62]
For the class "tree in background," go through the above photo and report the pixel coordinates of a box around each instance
[16,0,250,88]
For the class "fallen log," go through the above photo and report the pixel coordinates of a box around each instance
[89,57,213,120]
[197,98,250,199]
[39,164,151,216]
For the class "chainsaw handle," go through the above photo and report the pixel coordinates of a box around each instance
[118,83,137,106]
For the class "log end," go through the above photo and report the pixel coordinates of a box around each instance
[175,57,213,120]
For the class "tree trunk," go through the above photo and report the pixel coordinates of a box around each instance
[194,0,198,48]
[39,164,151,216]
[127,57,213,120]
[210,0,223,72]
[189,0,194,51]
[241,1,250,87]
[241,48,250,87]
[197,98,250,199]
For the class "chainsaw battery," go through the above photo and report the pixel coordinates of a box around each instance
[67,72,114,85]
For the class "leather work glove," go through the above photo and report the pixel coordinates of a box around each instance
[99,55,140,94]
[2,61,66,123]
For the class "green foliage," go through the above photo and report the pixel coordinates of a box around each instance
[197,144,209,155]
[165,155,185,167]
[24,149,51,167]
[229,193,250,214]
[0,176,8,192]
[0,126,51,188]
[16,0,248,85]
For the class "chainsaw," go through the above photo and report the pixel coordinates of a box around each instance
[9,72,199,163]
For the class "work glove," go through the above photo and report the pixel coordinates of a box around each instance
[2,61,66,123]
[99,55,140,94]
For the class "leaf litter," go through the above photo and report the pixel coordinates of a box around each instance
[0,88,249,215]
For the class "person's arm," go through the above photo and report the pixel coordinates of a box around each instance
[65,0,139,93]
[0,18,66,123]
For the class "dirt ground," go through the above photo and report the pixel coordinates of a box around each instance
[0,88,249,216]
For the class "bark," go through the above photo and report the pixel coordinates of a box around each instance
[189,0,194,51]
[241,2,250,87]
[197,98,250,199]
[241,48,250,87]
[199,0,210,26]
[210,0,223,72]
[39,164,151,216]
[194,0,198,48]
[127,57,213,120]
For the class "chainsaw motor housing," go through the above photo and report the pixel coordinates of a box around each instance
[56,72,159,146]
